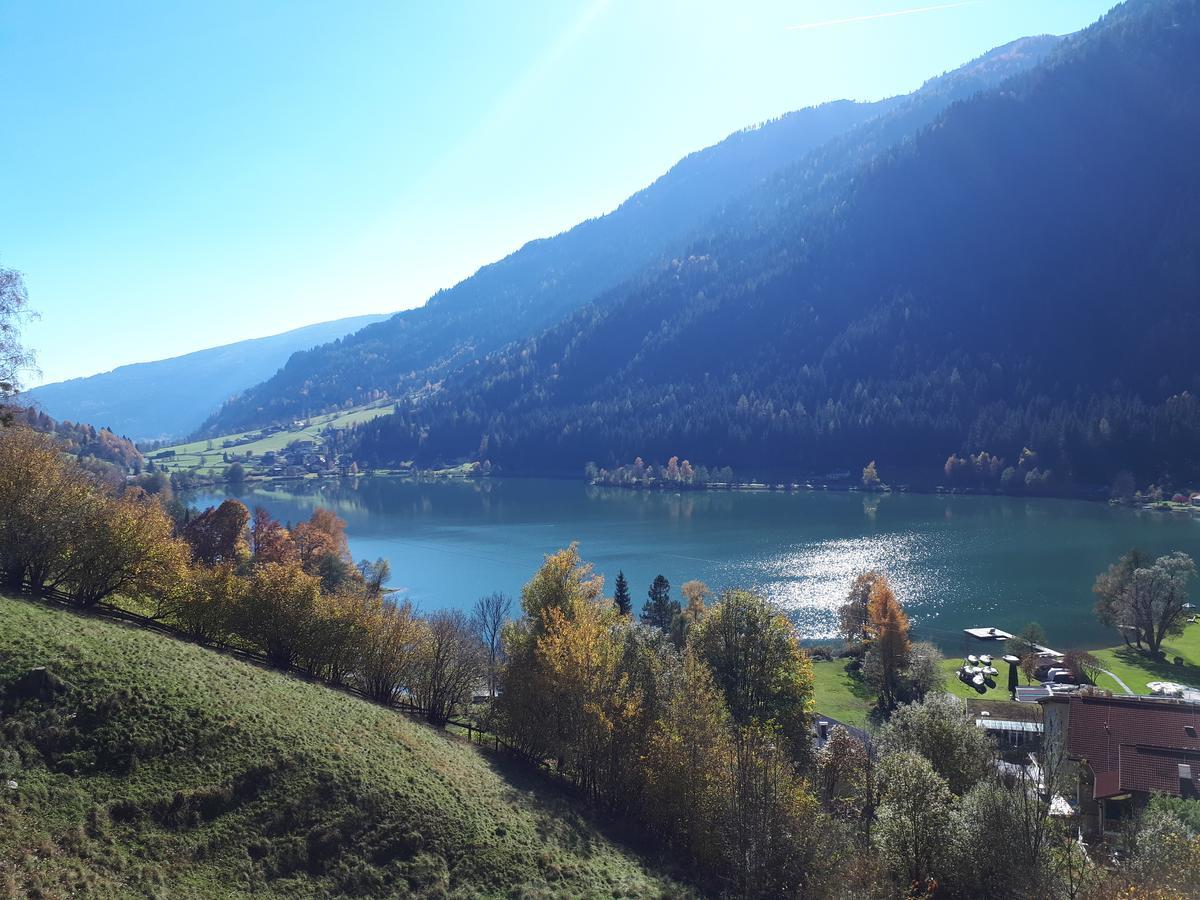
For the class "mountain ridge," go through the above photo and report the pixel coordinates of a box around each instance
[200,33,1058,438]
[347,0,1200,490]
[25,313,387,441]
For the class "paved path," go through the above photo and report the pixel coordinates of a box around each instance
[1098,668,1134,695]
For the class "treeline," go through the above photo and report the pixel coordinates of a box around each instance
[0,425,488,726]
[586,455,734,488]
[3,404,143,474]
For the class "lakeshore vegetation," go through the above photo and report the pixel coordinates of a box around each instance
[3,421,1199,897]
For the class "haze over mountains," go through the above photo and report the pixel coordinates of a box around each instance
[98,0,1200,493]
[24,314,386,441]
[199,32,1059,438]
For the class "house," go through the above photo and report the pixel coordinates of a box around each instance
[1191,493,1200,507]
[1041,693,1200,838]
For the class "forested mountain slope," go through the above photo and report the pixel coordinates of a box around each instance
[350,0,1200,491]
[25,314,386,441]
[202,35,1056,437]
[0,595,680,898]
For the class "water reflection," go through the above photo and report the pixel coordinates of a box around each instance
[188,477,1200,650]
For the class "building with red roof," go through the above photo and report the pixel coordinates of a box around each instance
[1041,692,1200,837]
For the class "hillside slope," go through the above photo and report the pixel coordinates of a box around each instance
[24,314,387,442]
[350,0,1200,490]
[0,595,681,898]
[202,35,1056,438]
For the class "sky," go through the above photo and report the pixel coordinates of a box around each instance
[1,0,1118,386]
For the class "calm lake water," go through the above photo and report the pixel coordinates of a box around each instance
[192,477,1200,651]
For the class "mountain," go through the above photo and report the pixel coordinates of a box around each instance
[348,0,1200,491]
[201,35,1057,437]
[24,314,387,442]
[0,594,680,897]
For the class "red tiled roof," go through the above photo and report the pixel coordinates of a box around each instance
[1059,695,1200,798]
[1104,745,1200,799]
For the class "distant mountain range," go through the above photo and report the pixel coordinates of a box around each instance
[23,315,386,442]
[199,32,1058,438]
[204,1,1200,492]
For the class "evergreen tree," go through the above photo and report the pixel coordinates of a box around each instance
[613,570,632,616]
[640,574,678,630]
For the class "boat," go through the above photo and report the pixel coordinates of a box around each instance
[972,672,985,686]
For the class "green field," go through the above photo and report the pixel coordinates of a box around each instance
[811,656,1017,729]
[1092,621,1200,695]
[811,622,1200,731]
[810,657,874,728]
[151,401,397,475]
[0,594,682,898]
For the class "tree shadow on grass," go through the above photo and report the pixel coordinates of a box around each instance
[481,748,693,891]
[1110,645,1200,688]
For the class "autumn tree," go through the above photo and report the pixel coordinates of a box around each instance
[862,575,910,708]
[612,570,632,616]
[902,641,946,702]
[495,544,605,757]
[717,725,837,897]
[862,460,881,490]
[182,499,250,568]
[1125,552,1196,655]
[250,506,297,566]
[816,725,877,829]
[535,595,639,802]
[1061,649,1102,685]
[472,591,512,698]
[357,598,423,704]
[519,542,603,625]
[0,426,98,594]
[692,588,814,761]
[642,648,730,865]
[671,579,710,647]
[410,609,487,725]
[357,557,390,597]
[837,571,879,645]
[164,563,242,643]
[292,508,355,591]
[303,591,374,684]
[0,265,34,402]
[235,561,321,669]
[64,488,191,609]
[640,574,678,630]
[1093,548,1151,645]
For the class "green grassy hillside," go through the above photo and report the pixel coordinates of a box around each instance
[151,400,396,476]
[0,595,682,898]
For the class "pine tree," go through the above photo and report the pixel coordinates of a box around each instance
[641,574,678,630]
[613,570,632,616]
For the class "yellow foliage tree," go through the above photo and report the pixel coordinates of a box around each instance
[236,561,322,668]
[0,425,100,595]
[536,598,638,802]
[64,488,191,610]
[864,575,911,707]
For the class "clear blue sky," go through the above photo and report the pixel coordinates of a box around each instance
[1,0,1117,386]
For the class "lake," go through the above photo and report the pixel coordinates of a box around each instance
[192,477,1200,651]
